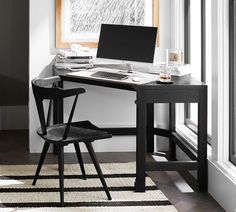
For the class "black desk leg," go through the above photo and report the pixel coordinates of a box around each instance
[135,100,146,192]
[198,88,208,191]
[169,103,176,160]
[146,103,154,153]
[53,80,64,154]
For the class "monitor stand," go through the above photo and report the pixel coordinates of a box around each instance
[126,63,134,73]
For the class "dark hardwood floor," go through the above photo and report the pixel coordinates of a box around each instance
[0,130,225,212]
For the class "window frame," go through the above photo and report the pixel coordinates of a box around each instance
[183,0,212,145]
[229,0,236,165]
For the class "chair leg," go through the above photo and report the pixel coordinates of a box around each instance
[85,142,112,200]
[74,143,86,179]
[57,145,64,205]
[32,142,50,185]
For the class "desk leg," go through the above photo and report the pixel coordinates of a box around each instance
[135,101,146,192]
[169,103,176,160]
[53,80,64,154]
[146,103,154,153]
[198,89,207,191]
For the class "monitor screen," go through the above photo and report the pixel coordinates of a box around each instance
[96,24,157,63]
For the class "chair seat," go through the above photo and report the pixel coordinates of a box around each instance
[37,121,112,144]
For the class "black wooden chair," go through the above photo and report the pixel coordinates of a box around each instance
[31,76,112,205]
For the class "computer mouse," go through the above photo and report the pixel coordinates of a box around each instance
[132,77,141,82]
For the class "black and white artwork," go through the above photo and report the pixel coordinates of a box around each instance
[70,0,145,33]
[61,0,153,43]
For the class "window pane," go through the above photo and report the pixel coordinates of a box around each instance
[187,0,212,138]
[189,0,201,81]
[234,0,236,161]
[230,0,236,165]
[188,0,201,128]
[205,0,212,136]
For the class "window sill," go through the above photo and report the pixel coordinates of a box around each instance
[177,124,236,185]
[176,124,212,157]
[209,158,236,185]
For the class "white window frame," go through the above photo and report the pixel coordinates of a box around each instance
[211,0,229,164]
[210,0,236,178]
[173,0,236,210]
[174,0,213,150]
[209,1,236,211]
[174,0,204,150]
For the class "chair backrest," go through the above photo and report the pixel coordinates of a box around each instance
[32,76,85,139]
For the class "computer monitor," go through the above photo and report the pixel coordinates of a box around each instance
[96,24,157,67]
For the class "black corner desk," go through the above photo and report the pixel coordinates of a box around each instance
[53,67,207,192]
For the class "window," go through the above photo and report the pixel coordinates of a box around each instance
[229,0,236,165]
[185,0,201,132]
[184,0,212,144]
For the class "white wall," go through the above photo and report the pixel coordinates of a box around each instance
[29,0,171,153]
[29,0,56,152]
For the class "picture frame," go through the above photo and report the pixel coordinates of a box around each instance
[56,0,159,48]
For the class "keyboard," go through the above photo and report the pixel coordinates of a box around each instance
[91,71,129,80]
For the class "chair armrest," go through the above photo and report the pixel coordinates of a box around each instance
[32,76,86,100]
[56,87,85,98]
[33,76,61,87]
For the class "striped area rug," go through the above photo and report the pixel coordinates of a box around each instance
[0,162,177,211]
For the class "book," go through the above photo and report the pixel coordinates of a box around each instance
[171,64,191,76]
[55,62,94,70]
[57,50,93,59]
[66,56,92,59]
[66,57,93,64]
[150,64,191,77]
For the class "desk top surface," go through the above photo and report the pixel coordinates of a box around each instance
[54,67,206,91]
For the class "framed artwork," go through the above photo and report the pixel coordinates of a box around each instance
[56,0,159,48]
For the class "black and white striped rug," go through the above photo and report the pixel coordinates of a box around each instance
[0,162,177,211]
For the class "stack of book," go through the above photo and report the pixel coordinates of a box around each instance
[170,64,191,76]
[150,63,191,77]
[55,50,94,70]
